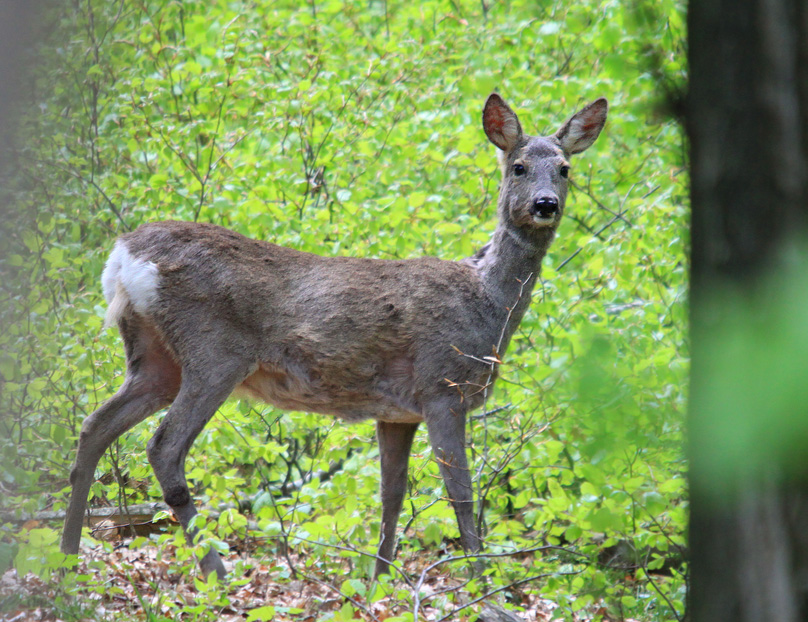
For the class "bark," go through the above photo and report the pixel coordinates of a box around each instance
[688,0,808,620]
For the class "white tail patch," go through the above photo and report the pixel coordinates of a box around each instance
[101,241,160,329]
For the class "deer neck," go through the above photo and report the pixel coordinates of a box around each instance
[467,221,556,345]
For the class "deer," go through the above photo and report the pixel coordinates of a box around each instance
[60,93,607,579]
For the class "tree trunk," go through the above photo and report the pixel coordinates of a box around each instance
[687,0,808,620]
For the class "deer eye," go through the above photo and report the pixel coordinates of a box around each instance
[560,165,570,178]
[513,163,526,176]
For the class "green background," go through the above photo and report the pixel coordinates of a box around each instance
[0,1,687,620]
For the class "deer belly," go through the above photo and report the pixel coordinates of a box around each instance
[235,364,422,423]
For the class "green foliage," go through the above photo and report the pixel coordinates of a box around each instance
[691,257,808,498]
[0,0,687,620]
[13,528,67,579]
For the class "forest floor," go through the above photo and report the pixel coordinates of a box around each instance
[0,534,569,622]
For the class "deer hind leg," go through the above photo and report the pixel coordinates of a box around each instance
[374,420,419,577]
[146,359,252,580]
[62,317,180,555]
[422,401,482,562]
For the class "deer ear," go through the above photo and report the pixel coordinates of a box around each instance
[483,93,523,152]
[555,98,608,155]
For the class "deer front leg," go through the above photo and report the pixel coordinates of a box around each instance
[374,420,419,577]
[423,402,482,561]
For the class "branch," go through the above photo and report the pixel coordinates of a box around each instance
[557,210,628,271]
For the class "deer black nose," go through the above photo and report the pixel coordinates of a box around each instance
[532,196,559,218]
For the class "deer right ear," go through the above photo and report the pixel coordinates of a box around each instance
[555,98,608,155]
[483,93,523,152]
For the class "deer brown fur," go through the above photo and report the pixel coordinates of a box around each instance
[61,94,607,578]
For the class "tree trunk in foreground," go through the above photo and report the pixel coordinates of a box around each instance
[688,0,808,621]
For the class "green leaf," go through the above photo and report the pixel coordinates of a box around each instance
[423,521,443,546]
[246,606,276,621]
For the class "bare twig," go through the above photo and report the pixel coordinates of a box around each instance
[644,570,684,622]
[472,272,533,534]
[557,211,628,271]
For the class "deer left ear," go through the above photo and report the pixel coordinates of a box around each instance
[483,93,523,152]
[555,98,608,155]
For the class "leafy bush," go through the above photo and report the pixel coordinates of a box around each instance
[0,0,687,620]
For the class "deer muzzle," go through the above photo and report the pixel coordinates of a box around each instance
[531,196,559,219]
